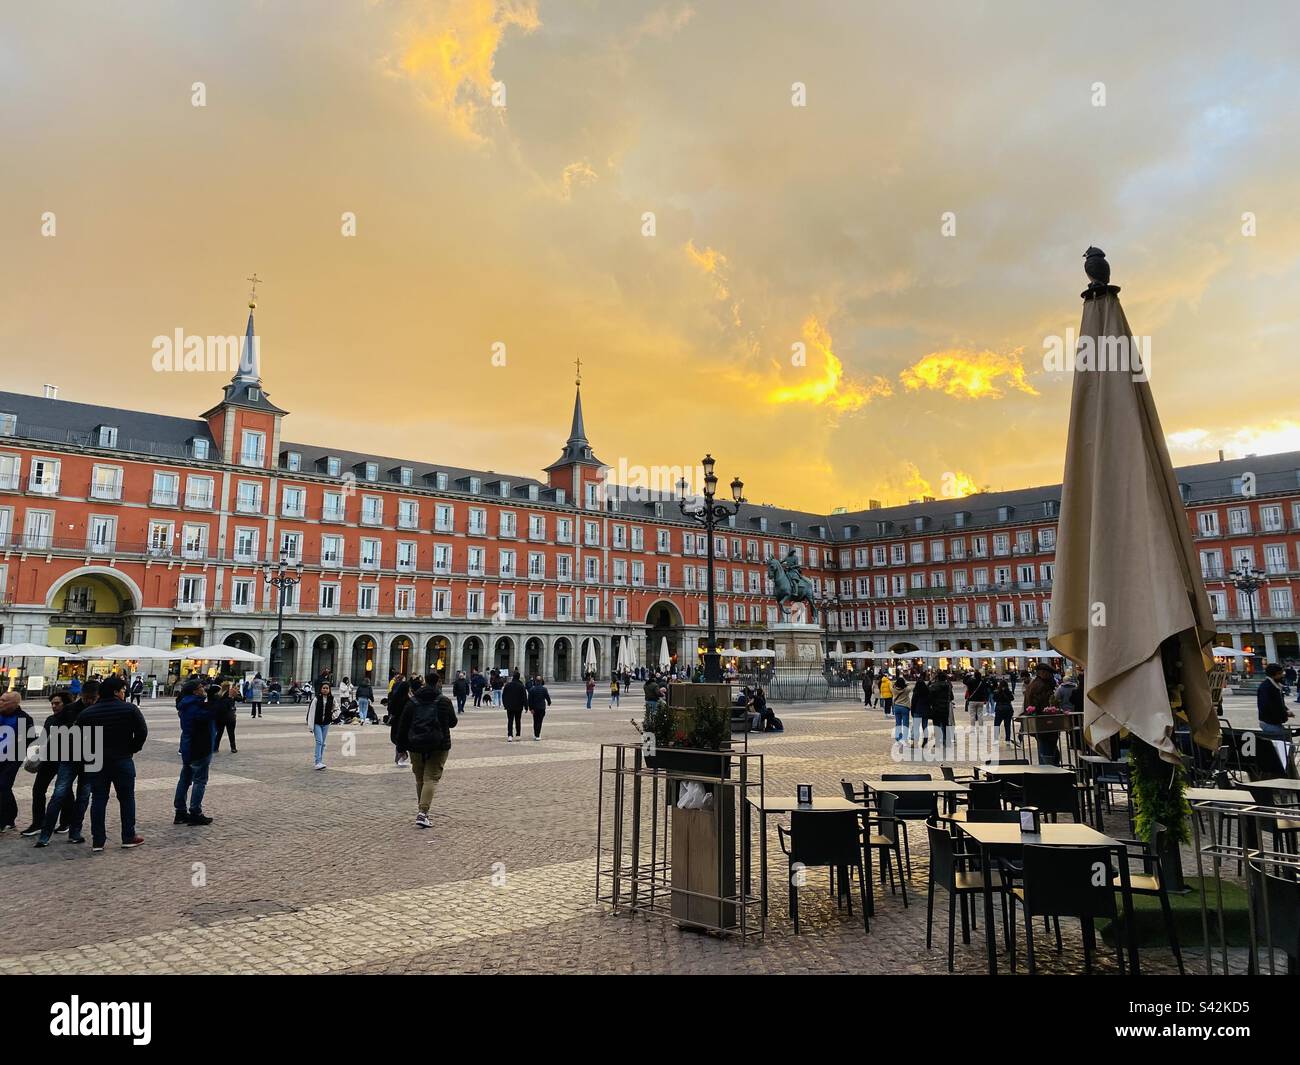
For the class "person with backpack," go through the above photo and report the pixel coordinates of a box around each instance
[911,669,932,748]
[174,682,216,825]
[451,671,469,714]
[309,682,335,771]
[396,674,458,829]
[967,671,991,727]
[128,677,144,706]
[608,676,620,709]
[928,671,955,754]
[992,680,1015,744]
[527,675,552,740]
[502,670,527,742]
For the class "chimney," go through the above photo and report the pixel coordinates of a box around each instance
[868,499,881,510]
[43,384,58,400]
[1217,449,1224,462]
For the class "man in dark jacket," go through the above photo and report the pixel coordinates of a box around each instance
[396,675,457,828]
[526,675,552,740]
[502,671,528,742]
[451,671,470,714]
[1259,663,1294,739]
[489,668,505,706]
[174,682,216,826]
[1022,663,1060,765]
[76,675,148,850]
[33,680,96,846]
[470,668,486,707]
[388,675,411,767]
[0,691,36,833]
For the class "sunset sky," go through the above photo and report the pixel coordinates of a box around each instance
[4,1,1300,512]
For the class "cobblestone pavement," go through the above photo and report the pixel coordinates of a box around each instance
[1,685,1253,975]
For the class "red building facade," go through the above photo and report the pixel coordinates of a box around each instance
[1,303,1298,686]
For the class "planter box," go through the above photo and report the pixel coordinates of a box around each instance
[1019,714,1073,735]
[645,748,732,779]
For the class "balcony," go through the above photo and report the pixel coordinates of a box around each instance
[185,490,214,509]
[29,477,61,496]
[90,480,123,501]
[321,506,347,523]
[235,498,262,515]
[0,472,18,491]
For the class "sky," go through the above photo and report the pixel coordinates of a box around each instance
[3,0,1300,513]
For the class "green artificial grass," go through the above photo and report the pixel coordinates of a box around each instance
[1101,877,1251,949]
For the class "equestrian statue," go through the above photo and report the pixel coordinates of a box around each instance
[768,549,819,623]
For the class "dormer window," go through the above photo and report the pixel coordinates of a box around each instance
[364,462,378,481]
[326,456,341,477]
[190,438,210,460]
[397,466,413,486]
[285,451,301,472]
[997,506,1015,522]
[434,472,448,490]
[1044,499,1058,516]
[528,485,539,500]
[96,425,118,448]
[469,477,482,494]
[248,388,261,402]
[499,481,511,498]
[555,489,566,504]
[0,413,15,437]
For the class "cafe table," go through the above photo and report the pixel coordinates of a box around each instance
[747,796,869,919]
[865,778,969,815]
[955,818,1138,975]
[1250,777,1300,794]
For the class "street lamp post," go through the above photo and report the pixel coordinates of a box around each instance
[1228,565,1266,677]
[263,550,304,683]
[678,455,745,684]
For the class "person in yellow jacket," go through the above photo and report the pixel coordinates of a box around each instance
[879,673,894,717]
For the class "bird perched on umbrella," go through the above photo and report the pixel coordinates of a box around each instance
[1082,247,1118,297]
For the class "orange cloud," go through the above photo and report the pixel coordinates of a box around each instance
[560,160,598,197]
[900,348,1039,399]
[767,316,893,412]
[395,0,540,140]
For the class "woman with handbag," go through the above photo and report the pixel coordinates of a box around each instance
[309,682,335,770]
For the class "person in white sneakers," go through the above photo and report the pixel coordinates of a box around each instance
[395,674,458,828]
[308,682,335,770]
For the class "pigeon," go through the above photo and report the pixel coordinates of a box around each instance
[1083,246,1110,286]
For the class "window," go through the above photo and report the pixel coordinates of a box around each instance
[321,534,343,567]
[467,590,484,618]
[22,509,53,549]
[890,543,906,565]
[364,462,378,482]
[182,524,207,559]
[1269,587,1293,617]
[1197,511,1220,537]
[151,471,178,505]
[613,559,627,585]
[1227,507,1251,535]
[657,563,670,588]
[499,549,516,577]
[631,527,644,551]
[395,587,414,617]
[1038,528,1056,550]
[361,495,383,526]
[0,413,15,436]
[993,534,1010,555]
[584,556,599,582]
[88,516,115,553]
[191,438,210,459]
[496,592,515,619]
[398,499,419,529]
[326,457,341,477]
[528,552,545,578]
[469,477,482,494]
[434,472,448,490]
[1260,505,1283,533]
[499,511,517,537]
[528,593,544,621]
[557,554,572,580]
[319,583,339,615]
[656,529,670,552]
[148,521,173,556]
[437,504,456,532]
[232,579,254,612]
[432,588,450,617]
[528,514,547,540]
[950,538,966,559]
[584,521,600,546]
[235,481,261,513]
[185,476,214,509]
[467,508,486,535]
[468,547,485,577]
[284,451,301,472]
[397,540,419,571]
[233,527,259,563]
[178,575,206,608]
[281,486,306,518]
[1200,549,1224,579]
[96,426,117,448]
[1264,544,1287,574]
[585,596,599,621]
[240,430,265,466]
[90,465,122,500]
[910,541,924,563]
[360,538,381,569]
[358,585,378,615]
[972,536,988,558]
[322,491,346,522]
[556,594,572,621]
[434,543,452,574]
[398,467,413,487]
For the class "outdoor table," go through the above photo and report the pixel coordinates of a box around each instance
[1250,777,1300,794]
[866,778,968,815]
[955,820,1138,975]
[1184,787,1254,804]
[748,797,871,919]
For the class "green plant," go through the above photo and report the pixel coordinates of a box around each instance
[686,695,728,752]
[643,700,677,752]
[1129,738,1190,846]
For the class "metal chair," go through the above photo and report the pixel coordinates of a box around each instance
[967,779,1004,812]
[776,810,870,935]
[879,773,935,875]
[863,792,909,906]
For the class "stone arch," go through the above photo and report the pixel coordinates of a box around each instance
[44,565,143,612]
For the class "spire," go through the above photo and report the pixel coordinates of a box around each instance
[545,365,602,470]
[233,274,262,384]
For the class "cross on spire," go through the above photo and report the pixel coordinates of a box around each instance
[574,356,583,386]
[246,273,262,307]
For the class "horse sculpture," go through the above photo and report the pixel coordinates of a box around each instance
[767,556,819,623]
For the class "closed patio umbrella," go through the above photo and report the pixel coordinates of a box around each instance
[620,635,632,670]
[658,637,671,670]
[583,639,598,675]
[1048,249,1219,761]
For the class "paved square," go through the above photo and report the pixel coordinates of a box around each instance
[2,685,1242,974]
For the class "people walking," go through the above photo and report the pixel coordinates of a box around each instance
[212,680,238,753]
[470,668,486,707]
[967,671,990,726]
[891,677,912,746]
[879,672,894,717]
[128,676,144,706]
[452,671,469,714]
[527,675,552,740]
[608,676,620,709]
[489,669,505,707]
[309,682,335,770]
[928,671,954,755]
[584,674,595,710]
[396,673,458,829]
[1257,663,1293,739]
[862,666,875,708]
[248,673,265,718]
[354,677,374,724]
[0,691,36,833]
[76,676,148,851]
[387,674,411,766]
[174,681,216,825]
[502,670,527,742]
[993,680,1015,744]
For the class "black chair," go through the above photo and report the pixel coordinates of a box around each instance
[1002,845,1125,974]
[840,779,872,807]
[925,816,1009,972]
[862,792,909,906]
[1245,784,1300,855]
[879,773,935,875]
[1113,823,1183,974]
[940,764,977,810]
[963,809,1020,823]
[967,779,1004,812]
[776,810,870,935]
[1012,773,1082,823]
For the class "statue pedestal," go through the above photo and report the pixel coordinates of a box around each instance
[768,622,824,668]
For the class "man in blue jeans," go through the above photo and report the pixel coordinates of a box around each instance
[76,675,148,851]
[174,681,215,826]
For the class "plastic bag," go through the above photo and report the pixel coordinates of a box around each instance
[676,780,713,810]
